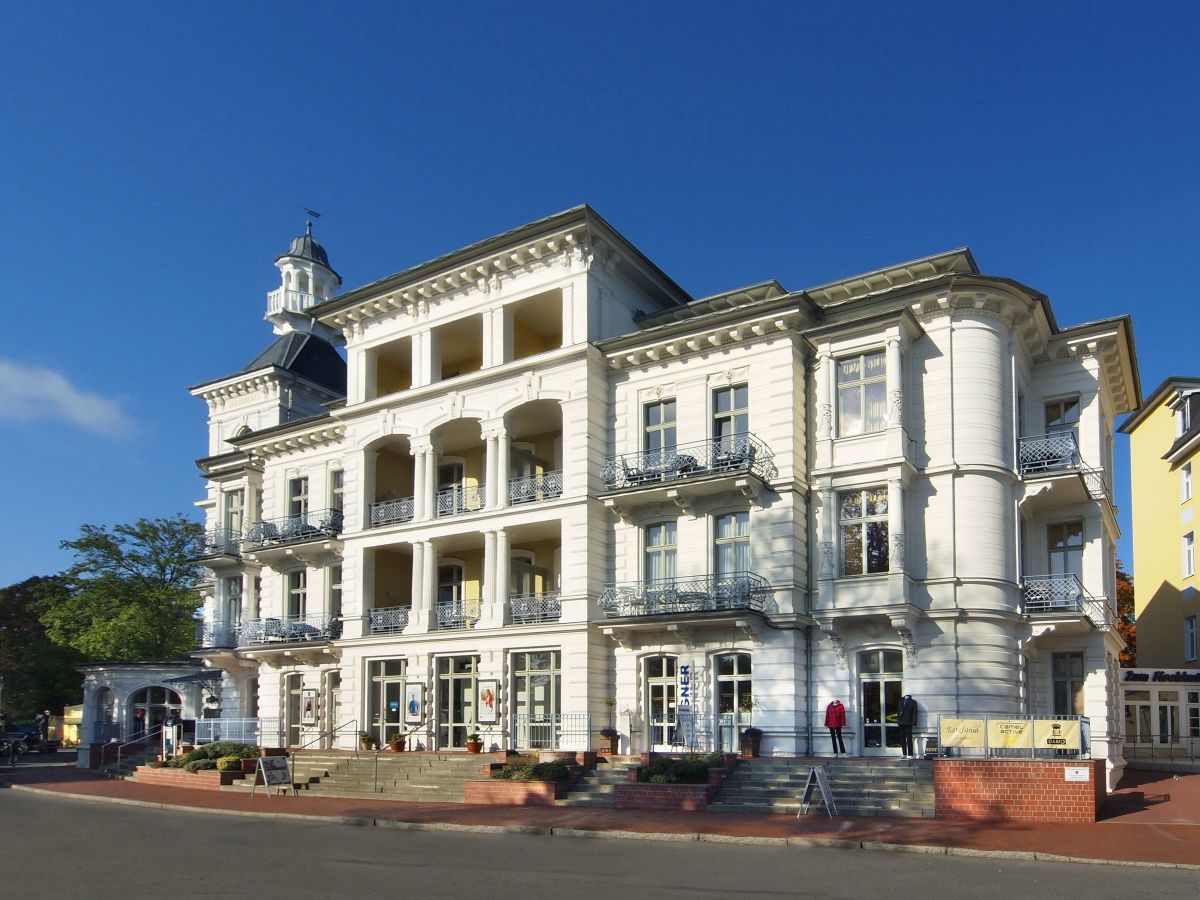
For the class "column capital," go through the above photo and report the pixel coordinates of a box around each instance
[409,435,436,455]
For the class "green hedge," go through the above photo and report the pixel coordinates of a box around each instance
[637,753,722,785]
[166,741,259,768]
[490,755,572,782]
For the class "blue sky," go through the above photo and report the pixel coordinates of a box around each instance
[1,1,1195,584]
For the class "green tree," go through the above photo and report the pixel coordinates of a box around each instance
[1116,561,1135,667]
[0,576,83,723]
[38,516,204,662]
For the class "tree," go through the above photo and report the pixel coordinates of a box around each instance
[38,516,204,662]
[1116,560,1135,667]
[0,576,83,723]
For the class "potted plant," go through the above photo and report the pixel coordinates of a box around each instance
[465,730,484,754]
[388,732,406,753]
[359,730,374,751]
[739,726,763,759]
[600,726,620,755]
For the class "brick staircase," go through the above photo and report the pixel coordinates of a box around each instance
[555,757,641,808]
[221,751,498,802]
[711,757,935,818]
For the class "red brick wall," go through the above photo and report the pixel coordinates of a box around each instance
[464,780,567,806]
[934,759,1106,823]
[613,782,716,811]
[131,767,243,791]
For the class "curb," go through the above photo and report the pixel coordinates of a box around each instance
[4,781,1198,871]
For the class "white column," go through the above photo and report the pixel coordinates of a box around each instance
[495,528,510,620]
[816,352,833,440]
[483,531,497,609]
[888,477,905,574]
[410,442,427,521]
[484,433,499,508]
[886,337,903,429]
[423,541,438,627]
[409,541,427,632]
[818,487,835,581]
[481,310,495,368]
[496,427,510,509]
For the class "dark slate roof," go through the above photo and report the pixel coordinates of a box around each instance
[276,224,341,283]
[239,332,346,396]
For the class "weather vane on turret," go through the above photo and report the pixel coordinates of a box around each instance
[303,207,322,234]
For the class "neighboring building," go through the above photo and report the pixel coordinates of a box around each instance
[190,206,1138,787]
[1118,377,1200,760]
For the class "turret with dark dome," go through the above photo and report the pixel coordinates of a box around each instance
[276,220,341,284]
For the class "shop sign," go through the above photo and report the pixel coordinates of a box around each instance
[1034,718,1081,750]
[678,664,692,708]
[1124,670,1200,683]
[940,717,985,748]
[986,719,1033,749]
[1064,766,1090,782]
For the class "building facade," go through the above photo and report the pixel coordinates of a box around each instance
[191,207,1138,787]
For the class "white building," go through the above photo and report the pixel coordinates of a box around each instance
[190,207,1138,788]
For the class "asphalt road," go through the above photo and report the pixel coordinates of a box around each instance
[0,789,1194,899]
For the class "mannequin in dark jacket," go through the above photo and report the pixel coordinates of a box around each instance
[897,694,918,758]
[824,700,847,755]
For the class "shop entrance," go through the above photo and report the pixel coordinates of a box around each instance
[859,649,903,755]
[129,686,182,736]
[437,655,479,749]
[645,655,678,751]
[368,659,406,748]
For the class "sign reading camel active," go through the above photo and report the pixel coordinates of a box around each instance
[986,719,1033,749]
[939,717,986,748]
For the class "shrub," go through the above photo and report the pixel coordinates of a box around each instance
[704,750,725,769]
[215,755,241,772]
[198,741,259,760]
[490,755,570,782]
[184,759,218,772]
[637,754,711,785]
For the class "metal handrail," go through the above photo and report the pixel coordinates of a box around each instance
[599,572,774,617]
[369,496,415,527]
[601,433,777,490]
[509,591,562,624]
[243,508,344,549]
[508,470,563,504]
[237,613,342,645]
[291,719,359,759]
[195,527,242,558]
[105,725,163,773]
[1018,432,1109,501]
[372,718,432,793]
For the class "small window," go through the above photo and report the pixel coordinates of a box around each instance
[644,521,678,583]
[837,352,887,436]
[1185,615,1198,662]
[289,477,309,518]
[328,565,342,619]
[1185,533,1196,579]
[713,384,749,447]
[1045,397,1081,434]
[644,399,677,456]
[1052,651,1085,716]
[329,470,345,512]
[839,488,889,576]
[714,511,750,577]
[1183,463,1193,503]
[224,489,245,534]
[287,570,307,618]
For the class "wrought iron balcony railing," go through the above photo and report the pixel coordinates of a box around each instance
[1022,574,1110,628]
[1018,432,1108,500]
[509,591,561,625]
[437,599,480,630]
[195,528,242,558]
[195,621,238,649]
[435,484,486,518]
[368,605,410,635]
[237,613,341,645]
[509,471,563,505]
[243,508,344,549]
[601,435,777,491]
[369,496,415,527]
[599,573,773,618]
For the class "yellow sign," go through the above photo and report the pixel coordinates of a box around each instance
[986,719,1033,749]
[940,718,986,748]
[1034,719,1081,750]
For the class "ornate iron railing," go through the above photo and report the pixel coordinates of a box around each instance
[508,471,563,505]
[599,573,773,618]
[195,621,238,649]
[509,591,561,625]
[369,496,415,527]
[266,288,317,315]
[511,713,592,751]
[436,599,479,630]
[1022,574,1111,628]
[601,434,777,490]
[435,484,486,518]
[237,613,342,645]
[368,605,410,634]
[195,527,242,558]
[243,508,344,549]
[1018,433,1110,501]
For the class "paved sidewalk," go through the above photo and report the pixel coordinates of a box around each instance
[2,763,1197,868]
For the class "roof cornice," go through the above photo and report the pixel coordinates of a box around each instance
[1118,375,1200,434]
[804,249,977,308]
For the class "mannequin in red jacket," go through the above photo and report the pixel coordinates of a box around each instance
[824,699,847,755]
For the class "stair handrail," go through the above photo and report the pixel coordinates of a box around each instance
[108,725,164,773]
[291,719,360,759]
[373,718,434,792]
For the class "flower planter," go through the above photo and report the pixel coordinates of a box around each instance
[466,739,484,754]
[739,730,762,759]
[388,737,405,752]
[239,758,258,775]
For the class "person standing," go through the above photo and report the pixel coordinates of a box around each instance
[824,699,847,755]
[897,694,918,758]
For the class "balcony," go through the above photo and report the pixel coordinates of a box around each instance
[237,614,342,645]
[368,606,410,635]
[193,528,242,560]
[1018,433,1108,503]
[437,599,480,630]
[436,484,486,518]
[243,508,344,550]
[369,496,415,527]
[195,621,237,650]
[266,288,317,316]
[509,591,561,625]
[602,436,777,497]
[508,471,563,505]
[599,573,773,618]
[1022,574,1110,630]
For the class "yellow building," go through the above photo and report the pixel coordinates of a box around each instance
[1120,377,1200,667]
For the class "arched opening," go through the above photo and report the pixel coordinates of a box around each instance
[432,418,485,517]
[128,686,182,735]
[367,435,415,526]
[504,400,562,505]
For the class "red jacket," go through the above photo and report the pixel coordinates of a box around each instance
[824,700,846,728]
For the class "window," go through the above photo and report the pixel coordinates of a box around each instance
[644,521,677,583]
[644,399,677,458]
[289,477,309,518]
[839,488,888,575]
[714,511,750,577]
[1186,616,1198,662]
[1189,691,1199,738]
[716,652,753,746]
[1178,400,1192,437]
[222,576,243,627]
[1045,397,1081,435]
[1048,522,1085,580]
[1183,463,1193,503]
[329,470,344,512]
[713,384,749,449]
[224,489,245,535]
[437,564,464,606]
[1052,652,1085,716]
[837,351,887,436]
[328,565,342,619]
[512,651,562,749]
[287,570,307,618]
[1185,532,1196,579]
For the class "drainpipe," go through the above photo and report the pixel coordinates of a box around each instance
[804,624,813,757]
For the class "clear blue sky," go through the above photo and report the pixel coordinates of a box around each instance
[2,1,1195,584]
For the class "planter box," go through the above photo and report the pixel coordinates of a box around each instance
[464,779,568,806]
[132,766,244,792]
